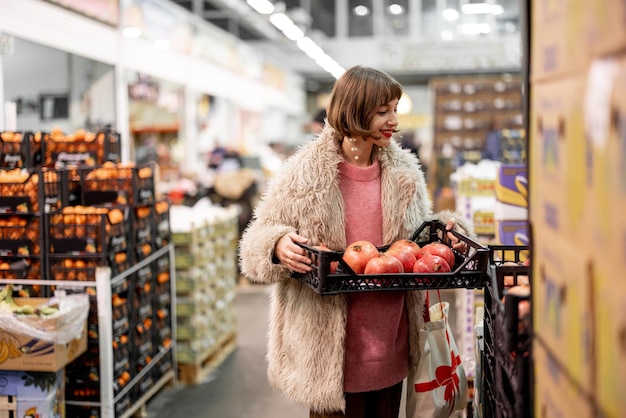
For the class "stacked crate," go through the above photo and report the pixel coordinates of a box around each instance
[478,246,531,418]
[0,128,176,417]
[172,206,239,385]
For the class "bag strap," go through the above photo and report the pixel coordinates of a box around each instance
[435,289,452,347]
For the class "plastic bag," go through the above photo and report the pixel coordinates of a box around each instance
[0,293,90,344]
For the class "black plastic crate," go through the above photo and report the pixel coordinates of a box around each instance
[0,131,43,168]
[0,167,68,213]
[0,214,44,256]
[0,256,46,297]
[483,244,532,418]
[44,129,121,168]
[293,220,489,295]
[154,200,171,248]
[78,162,155,206]
[47,251,132,282]
[47,207,129,254]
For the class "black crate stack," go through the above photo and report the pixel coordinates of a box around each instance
[478,245,531,418]
[0,128,173,418]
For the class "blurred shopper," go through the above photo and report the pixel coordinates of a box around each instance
[238,66,473,418]
[310,108,327,134]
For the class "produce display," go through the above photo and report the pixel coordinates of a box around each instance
[294,220,489,295]
[0,127,174,418]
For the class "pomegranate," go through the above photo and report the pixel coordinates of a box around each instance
[388,239,421,259]
[364,253,404,274]
[342,240,379,274]
[413,253,451,273]
[386,246,417,273]
[313,243,338,273]
[417,242,456,270]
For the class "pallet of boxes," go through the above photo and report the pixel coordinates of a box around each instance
[0,128,175,418]
[170,201,239,385]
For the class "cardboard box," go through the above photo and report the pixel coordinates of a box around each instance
[0,298,87,372]
[494,220,528,246]
[0,369,65,418]
[585,0,626,57]
[493,200,528,221]
[531,0,589,82]
[593,257,626,417]
[607,55,626,268]
[533,341,594,418]
[532,233,595,388]
[495,164,527,207]
[529,72,591,243]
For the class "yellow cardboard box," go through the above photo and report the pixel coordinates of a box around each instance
[533,341,595,418]
[495,164,527,207]
[532,232,595,388]
[593,257,626,417]
[529,71,591,243]
[531,0,589,82]
[585,0,626,57]
[0,297,87,372]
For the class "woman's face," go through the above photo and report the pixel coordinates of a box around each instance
[367,98,399,147]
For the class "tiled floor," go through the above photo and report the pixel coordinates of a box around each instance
[145,284,461,418]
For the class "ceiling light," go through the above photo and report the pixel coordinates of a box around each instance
[442,8,459,21]
[269,13,293,31]
[491,5,504,15]
[296,37,325,60]
[354,5,369,16]
[388,4,403,15]
[283,25,304,41]
[246,0,274,14]
[123,27,142,38]
[462,3,504,15]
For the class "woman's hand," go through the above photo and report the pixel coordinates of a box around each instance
[445,218,468,252]
[274,232,312,274]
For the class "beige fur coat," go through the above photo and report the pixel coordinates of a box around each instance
[238,126,474,413]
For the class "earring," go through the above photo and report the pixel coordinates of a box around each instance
[348,137,359,160]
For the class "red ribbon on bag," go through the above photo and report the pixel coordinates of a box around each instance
[414,350,462,413]
[414,290,463,415]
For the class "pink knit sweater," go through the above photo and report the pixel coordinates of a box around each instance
[339,160,409,393]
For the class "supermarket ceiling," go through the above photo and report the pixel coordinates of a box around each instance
[170,0,523,85]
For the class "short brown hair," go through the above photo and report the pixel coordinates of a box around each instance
[326,66,403,140]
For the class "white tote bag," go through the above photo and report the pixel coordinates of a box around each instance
[406,299,468,418]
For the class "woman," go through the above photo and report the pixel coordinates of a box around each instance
[239,66,474,418]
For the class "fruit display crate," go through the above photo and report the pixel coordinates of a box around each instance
[0,131,43,168]
[481,245,531,418]
[0,244,176,418]
[0,167,68,214]
[43,129,121,168]
[293,220,489,295]
[77,162,155,207]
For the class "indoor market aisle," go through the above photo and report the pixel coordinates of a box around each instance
[145,282,431,418]
[145,284,308,418]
